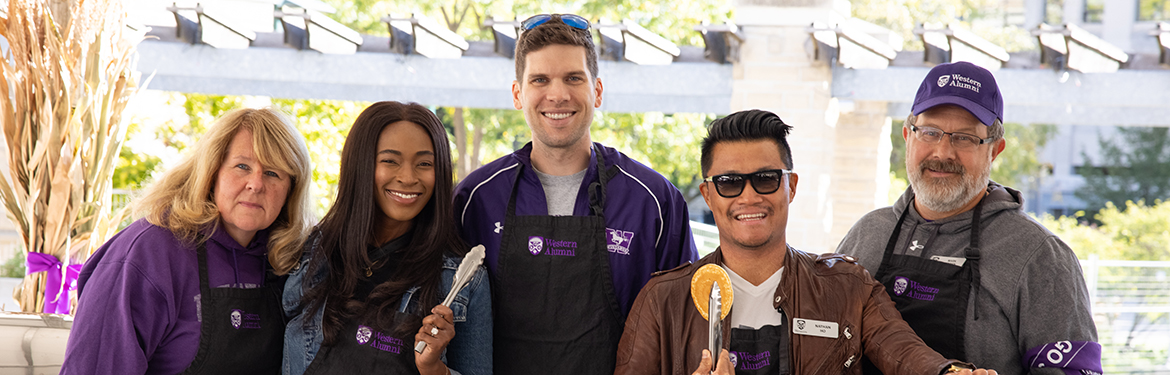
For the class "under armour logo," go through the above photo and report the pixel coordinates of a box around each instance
[908,240,924,252]
[494,222,503,234]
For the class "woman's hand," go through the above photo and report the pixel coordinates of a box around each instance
[415,305,456,375]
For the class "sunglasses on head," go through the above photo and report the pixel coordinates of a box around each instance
[521,14,591,31]
[703,169,793,198]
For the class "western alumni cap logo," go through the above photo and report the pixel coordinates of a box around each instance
[912,61,1003,126]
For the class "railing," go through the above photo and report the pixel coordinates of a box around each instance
[1082,255,1170,374]
[688,221,1170,374]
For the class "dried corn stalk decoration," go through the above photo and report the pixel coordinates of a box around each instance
[0,0,145,313]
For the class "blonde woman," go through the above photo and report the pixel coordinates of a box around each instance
[63,108,313,375]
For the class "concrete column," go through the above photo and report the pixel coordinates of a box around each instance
[1102,0,1136,51]
[831,100,892,246]
[730,0,852,252]
[1024,0,1046,29]
[1063,0,1084,26]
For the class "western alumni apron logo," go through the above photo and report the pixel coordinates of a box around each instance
[893,276,939,301]
[732,351,772,370]
[893,277,909,296]
[528,236,544,255]
[230,309,261,329]
[355,325,405,353]
[356,326,373,345]
[605,228,634,255]
[528,236,578,256]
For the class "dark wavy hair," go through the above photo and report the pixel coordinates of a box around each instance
[301,101,467,344]
[700,109,795,177]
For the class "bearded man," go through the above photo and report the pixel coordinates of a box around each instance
[836,62,1101,375]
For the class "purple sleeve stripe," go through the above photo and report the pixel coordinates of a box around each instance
[1023,341,1102,375]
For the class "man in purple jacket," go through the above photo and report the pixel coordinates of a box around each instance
[453,14,698,375]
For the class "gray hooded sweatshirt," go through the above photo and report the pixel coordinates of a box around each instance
[836,182,1097,375]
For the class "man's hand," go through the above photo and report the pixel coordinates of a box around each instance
[949,369,998,375]
[691,349,734,375]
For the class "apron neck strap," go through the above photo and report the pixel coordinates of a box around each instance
[196,236,212,294]
[506,144,612,218]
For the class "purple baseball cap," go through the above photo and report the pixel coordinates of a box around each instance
[911,62,1003,126]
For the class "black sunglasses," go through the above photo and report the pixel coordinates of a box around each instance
[704,169,793,198]
[521,14,591,31]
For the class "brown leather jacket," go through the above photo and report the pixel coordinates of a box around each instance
[614,247,968,375]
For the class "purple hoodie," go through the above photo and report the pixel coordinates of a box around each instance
[62,218,270,375]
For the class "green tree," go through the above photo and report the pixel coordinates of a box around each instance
[111,122,163,190]
[271,98,369,216]
[1075,126,1170,213]
[1041,200,1170,261]
[991,123,1058,189]
[592,112,714,201]
[1038,200,1170,373]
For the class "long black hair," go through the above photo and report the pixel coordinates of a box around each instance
[301,101,467,344]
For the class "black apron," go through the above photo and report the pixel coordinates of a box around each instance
[179,241,284,375]
[863,198,984,374]
[493,145,624,374]
[303,314,420,374]
[729,324,791,375]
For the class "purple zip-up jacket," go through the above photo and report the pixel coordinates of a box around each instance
[62,218,271,375]
[454,142,699,316]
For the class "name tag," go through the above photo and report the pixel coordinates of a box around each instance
[792,318,838,339]
[930,256,966,267]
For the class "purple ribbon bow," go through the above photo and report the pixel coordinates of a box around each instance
[25,252,83,314]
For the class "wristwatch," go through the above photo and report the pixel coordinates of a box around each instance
[943,363,975,374]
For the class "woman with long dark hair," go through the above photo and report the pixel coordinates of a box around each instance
[283,101,491,375]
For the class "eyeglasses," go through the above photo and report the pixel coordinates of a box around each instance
[521,14,591,31]
[910,125,995,150]
[703,169,792,198]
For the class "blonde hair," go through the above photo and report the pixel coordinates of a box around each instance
[136,108,313,275]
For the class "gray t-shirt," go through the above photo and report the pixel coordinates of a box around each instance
[534,167,587,216]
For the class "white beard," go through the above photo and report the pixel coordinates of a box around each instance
[907,157,989,213]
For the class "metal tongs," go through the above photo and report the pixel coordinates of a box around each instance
[708,282,723,368]
[414,244,486,353]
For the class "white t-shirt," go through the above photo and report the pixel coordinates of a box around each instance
[722,265,785,330]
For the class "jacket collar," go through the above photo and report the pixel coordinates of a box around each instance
[702,245,811,316]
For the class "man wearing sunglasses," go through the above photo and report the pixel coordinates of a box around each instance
[453,14,698,374]
[837,62,1100,374]
[616,109,996,375]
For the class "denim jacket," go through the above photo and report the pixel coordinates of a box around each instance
[282,241,492,375]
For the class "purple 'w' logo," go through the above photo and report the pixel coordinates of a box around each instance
[528,236,543,255]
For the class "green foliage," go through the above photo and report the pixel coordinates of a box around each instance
[158,94,247,153]
[1038,200,1170,373]
[0,252,25,278]
[1138,0,1170,20]
[990,123,1058,189]
[592,112,714,201]
[889,117,907,181]
[1075,127,1170,214]
[112,121,163,190]
[270,99,370,217]
[1038,200,1170,261]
